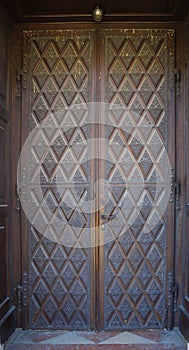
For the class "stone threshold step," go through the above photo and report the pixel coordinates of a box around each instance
[4,345,188,350]
[4,329,187,350]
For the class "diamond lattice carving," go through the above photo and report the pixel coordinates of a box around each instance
[109,245,125,273]
[137,297,151,320]
[29,30,93,329]
[72,60,87,87]
[33,280,48,303]
[33,96,48,122]
[43,79,58,105]
[33,61,49,88]
[147,280,161,302]
[63,43,77,69]
[110,60,125,87]
[103,29,174,329]
[138,262,152,288]
[147,246,162,271]
[128,281,142,303]
[118,265,133,289]
[53,61,67,87]
[44,298,57,321]
[43,263,57,287]
[148,60,164,87]
[109,281,124,305]
[128,245,143,272]
[52,281,66,303]
[44,42,59,69]
[138,79,153,104]
[129,60,144,87]
[26,28,174,331]
[121,41,136,69]
[138,41,154,69]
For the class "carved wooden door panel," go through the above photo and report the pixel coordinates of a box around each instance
[20,27,175,331]
[21,29,96,330]
[98,28,175,330]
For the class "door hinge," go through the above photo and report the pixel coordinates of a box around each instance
[16,62,27,97]
[13,284,22,312]
[173,284,179,312]
[169,168,181,210]
[16,69,23,98]
[168,272,178,312]
[13,272,28,312]
[16,69,24,86]
[175,68,181,99]
[174,178,181,211]
[15,182,21,213]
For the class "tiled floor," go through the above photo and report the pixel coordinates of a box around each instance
[4,328,187,350]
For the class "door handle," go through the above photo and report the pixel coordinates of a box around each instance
[100,213,116,231]
[101,214,116,221]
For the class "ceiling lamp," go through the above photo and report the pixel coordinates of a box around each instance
[93,5,103,22]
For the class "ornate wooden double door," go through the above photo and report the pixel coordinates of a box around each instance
[20,26,175,330]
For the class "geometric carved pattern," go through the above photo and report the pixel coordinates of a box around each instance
[30,227,90,329]
[103,29,175,329]
[25,28,175,331]
[29,30,94,329]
